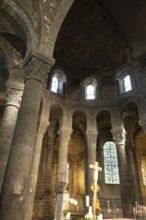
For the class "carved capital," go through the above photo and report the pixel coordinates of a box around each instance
[112,128,126,145]
[60,129,71,142]
[86,133,97,147]
[6,88,23,108]
[24,56,51,84]
[38,120,49,135]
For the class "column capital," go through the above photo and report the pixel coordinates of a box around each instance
[23,55,52,85]
[38,119,49,135]
[112,127,126,145]
[60,128,72,142]
[5,88,23,109]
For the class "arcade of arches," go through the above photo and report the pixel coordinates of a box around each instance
[0,0,146,220]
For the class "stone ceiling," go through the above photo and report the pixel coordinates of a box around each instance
[54,0,146,82]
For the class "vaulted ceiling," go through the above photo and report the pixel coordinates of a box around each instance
[54,0,146,81]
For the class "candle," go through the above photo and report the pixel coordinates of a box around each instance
[86,195,89,207]
[135,201,137,214]
[107,200,110,213]
[89,206,92,213]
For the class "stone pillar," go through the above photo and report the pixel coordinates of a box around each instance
[0,73,24,193]
[86,117,97,205]
[72,162,77,196]
[55,114,72,220]
[47,135,55,174]
[112,126,133,218]
[126,141,139,204]
[134,58,146,133]
[0,55,53,220]
[24,118,49,220]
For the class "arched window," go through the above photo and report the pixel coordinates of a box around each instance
[83,77,97,100]
[124,75,132,92]
[116,68,132,94]
[103,141,120,184]
[50,69,66,97]
[86,85,95,100]
[51,76,58,93]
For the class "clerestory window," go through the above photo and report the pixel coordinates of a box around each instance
[124,75,132,92]
[103,141,120,184]
[50,69,66,97]
[86,85,95,100]
[51,76,58,93]
[83,78,97,100]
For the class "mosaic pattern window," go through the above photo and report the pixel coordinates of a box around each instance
[103,141,120,184]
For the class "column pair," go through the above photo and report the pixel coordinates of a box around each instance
[0,54,53,220]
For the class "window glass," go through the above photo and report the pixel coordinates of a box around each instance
[86,85,95,100]
[103,141,120,184]
[124,75,132,92]
[51,76,58,93]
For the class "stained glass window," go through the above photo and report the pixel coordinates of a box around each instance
[86,85,95,100]
[103,141,120,184]
[124,75,132,92]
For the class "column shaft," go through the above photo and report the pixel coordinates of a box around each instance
[113,128,133,218]
[86,132,97,205]
[127,145,139,203]
[0,56,51,220]
[55,125,72,220]
[24,119,48,220]
[0,86,23,192]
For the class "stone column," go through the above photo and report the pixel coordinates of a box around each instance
[24,118,49,220]
[134,58,146,133]
[126,141,139,204]
[47,135,55,174]
[86,117,97,205]
[55,114,72,220]
[112,126,133,218]
[0,74,23,193]
[0,55,53,220]
[72,161,77,196]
